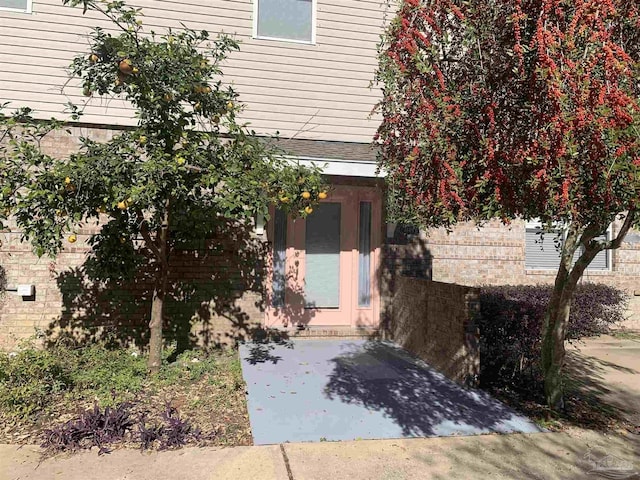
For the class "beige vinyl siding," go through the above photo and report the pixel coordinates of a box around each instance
[0,0,389,142]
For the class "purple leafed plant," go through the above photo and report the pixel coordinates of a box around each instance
[42,401,211,454]
[478,283,628,389]
[138,403,203,451]
[158,404,202,449]
[138,415,162,451]
[41,403,134,455]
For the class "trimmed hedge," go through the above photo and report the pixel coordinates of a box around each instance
[478,283,628,388]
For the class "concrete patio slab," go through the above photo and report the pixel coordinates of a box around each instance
[566,334,640,428]
[239,340,541,445]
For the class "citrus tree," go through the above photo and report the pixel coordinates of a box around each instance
[0,0,325,373]
[376,0,640,409]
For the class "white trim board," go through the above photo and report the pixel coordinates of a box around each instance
[286,155,385,178]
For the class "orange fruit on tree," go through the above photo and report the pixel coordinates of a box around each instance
[119,58,134,75]
[318,191,328,199]
[280,196,289,203]
[89,53,99,63]
[117,201,127,210]
[64,177,72,185]
[226,101,234,111]
[68,234,77,244]
[301,191,311,199]
[304,206,313,214]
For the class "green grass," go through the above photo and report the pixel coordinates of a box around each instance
[0,340,232,418]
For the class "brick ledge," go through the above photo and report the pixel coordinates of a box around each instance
[273,326,380,340]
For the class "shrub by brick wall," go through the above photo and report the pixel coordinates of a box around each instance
[478,283,629,388]
[0,126,273,350]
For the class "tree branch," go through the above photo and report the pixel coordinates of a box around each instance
[136,209,163,263]
[569,211,636,286]
[599,210,636,250]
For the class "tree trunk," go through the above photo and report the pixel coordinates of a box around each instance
[541,222,602,409]
[147,203,171,374]
[541,269,575,410]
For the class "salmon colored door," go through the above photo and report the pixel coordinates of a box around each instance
[265,185,381,328]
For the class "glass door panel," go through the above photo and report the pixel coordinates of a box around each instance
[304,202,341,308]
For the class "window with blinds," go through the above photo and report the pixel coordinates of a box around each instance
[525,224,611,271]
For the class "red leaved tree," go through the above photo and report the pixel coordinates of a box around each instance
[376,0,640,409]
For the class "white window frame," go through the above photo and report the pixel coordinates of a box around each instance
[524,220,613,272]
[0,0,32,13]
[252,0,317,45]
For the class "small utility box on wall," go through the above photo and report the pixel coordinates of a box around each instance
[7,284,36,300]
[17,284,35,297]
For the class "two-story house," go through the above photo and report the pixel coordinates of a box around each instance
[0,0,392,347]
[1,0,639,350]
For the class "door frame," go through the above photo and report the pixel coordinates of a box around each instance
[264,184,382,329]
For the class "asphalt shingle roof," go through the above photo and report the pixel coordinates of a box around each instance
[265,137,378,163]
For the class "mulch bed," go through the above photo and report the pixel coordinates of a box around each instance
[0,351,252,452]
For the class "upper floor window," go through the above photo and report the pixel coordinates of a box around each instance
[0,0,31,13]
[254,0,315,44]
[525,221,612,271]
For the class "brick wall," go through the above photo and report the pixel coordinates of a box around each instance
[380,271,481,386]
[388,219,640,331]
[0,228,268,351]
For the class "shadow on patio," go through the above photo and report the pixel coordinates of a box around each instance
[323,341,540,437]
[240,339,540,445]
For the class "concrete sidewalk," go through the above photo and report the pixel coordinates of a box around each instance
[567,334,640,427]
[3,429,639,480]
